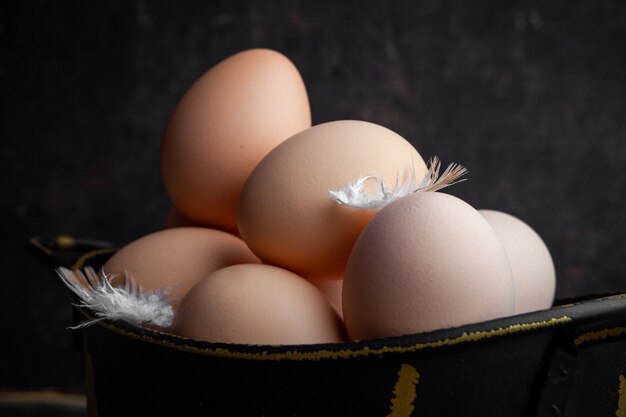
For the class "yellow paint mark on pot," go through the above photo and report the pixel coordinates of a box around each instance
[387,364,419,417]
[56,235,76,250]
[28,236,54,256]
[574,326,626,347]
[617,375,626,417]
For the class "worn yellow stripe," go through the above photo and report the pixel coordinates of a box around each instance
[89,315,571,361]
[29,236,54,256]
[617,375,626,417]
[552,293,626,310]
[55,235,76,250]
[0,391,86,407]
[387,364,419,417]
[574,326,626,347]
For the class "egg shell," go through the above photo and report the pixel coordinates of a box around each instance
[171,264,346,345]
[238,120,427,280]
[161,48,311,233]
[309,278,344,318]
[480,209,556,314]
[342,191,515,340]
[101,227,260,310]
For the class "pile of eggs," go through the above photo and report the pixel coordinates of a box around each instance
[100,48,556,345]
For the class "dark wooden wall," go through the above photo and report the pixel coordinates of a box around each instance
[1,0,625,391]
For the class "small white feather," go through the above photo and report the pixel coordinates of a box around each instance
[56,266,174,329]
[414,156,468,193]
[328,156,467,210]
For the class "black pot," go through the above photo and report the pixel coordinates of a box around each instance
[32,236,626,417]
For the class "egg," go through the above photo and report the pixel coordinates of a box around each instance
[479,209,556,314]
[309,278,344,318]
[342,191,515,340]
[171,264,346,345]
[161,48,311,233]
[238,120,427,280]
[101,227,260,310]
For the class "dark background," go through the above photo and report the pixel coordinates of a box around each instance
[1,0,625,395]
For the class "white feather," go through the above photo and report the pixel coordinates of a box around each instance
[56,266,174,329]
[328,156,467,210]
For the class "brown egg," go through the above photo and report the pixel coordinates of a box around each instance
[309,278,344,318]
[343,192,515,340]
[101,227,260,310]
[171,264,346,345]
[161,48,311,233]
[479,209,556,314]
[238,120,427,280]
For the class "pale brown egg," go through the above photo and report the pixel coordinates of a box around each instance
[171,264,346,345]
[479,209,556,314]
[238,120,427,280]
[309,278,344,318]
[161,48,311,233]
[342,191,515,340]
[101,227,260,310]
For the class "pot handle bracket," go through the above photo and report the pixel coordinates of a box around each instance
[27,235,118,351]
[28,235,117,269]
